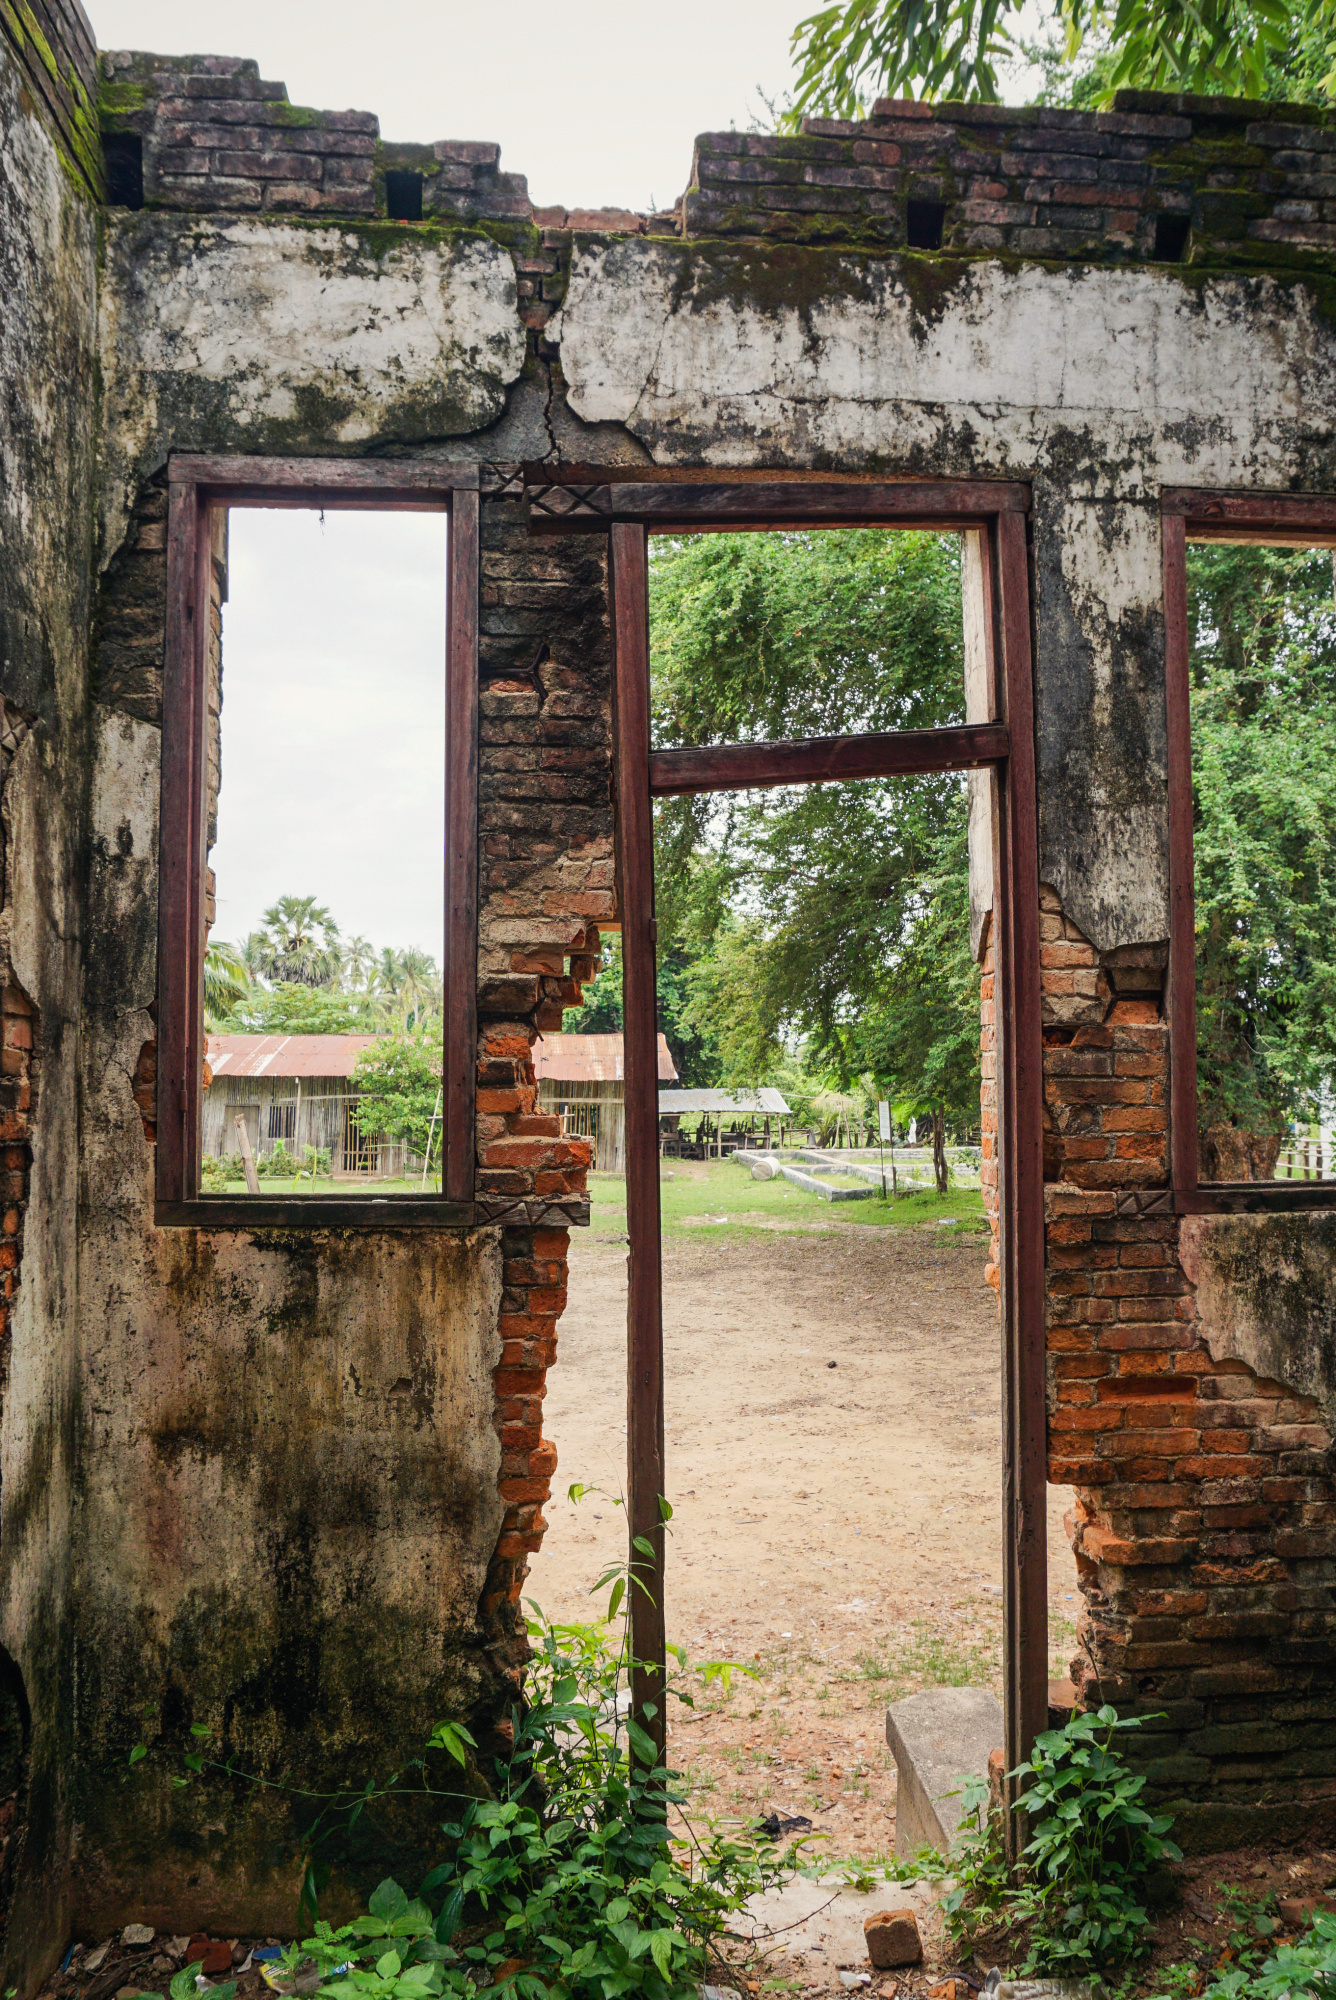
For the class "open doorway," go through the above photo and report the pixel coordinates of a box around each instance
[525,478,1060,1861]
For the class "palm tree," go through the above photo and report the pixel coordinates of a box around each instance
[253,896,342,987]
[341,934,377,991]
[393,947,440,1030]
[203,939,250,1028]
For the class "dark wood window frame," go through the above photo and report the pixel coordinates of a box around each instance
[1162,487,1336,1217]
[528,473,1047,1839]
[156,454,478,1229]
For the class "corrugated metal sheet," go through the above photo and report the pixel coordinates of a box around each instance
[532,1033,677,1084]
[205,1034,379,1080]
[658,1088,791,1115]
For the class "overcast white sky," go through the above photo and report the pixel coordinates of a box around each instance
[211,511,448,961]
[90,1,1046,213]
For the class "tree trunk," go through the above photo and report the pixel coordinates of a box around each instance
[933,1105,948,1196]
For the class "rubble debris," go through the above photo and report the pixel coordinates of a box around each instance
[863,1909,922,1969]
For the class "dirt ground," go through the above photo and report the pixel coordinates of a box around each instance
[525,1179,1082,1868]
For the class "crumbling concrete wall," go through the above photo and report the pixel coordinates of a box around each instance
[0,21,99,1986]
[4,6,1336,1968]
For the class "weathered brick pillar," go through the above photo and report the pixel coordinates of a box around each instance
[1033,885,1336,1843]
[473,473,616,1654]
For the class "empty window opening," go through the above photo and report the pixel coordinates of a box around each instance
[648,528,967,752]
[385,170,424,221]
[907,199,946,251]
[1184,539,1336,1183]
[1153,211,1191,262]
[102,132,144,210]
[201,507,448,1198]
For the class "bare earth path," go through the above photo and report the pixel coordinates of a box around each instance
[524,1217,1079,1863]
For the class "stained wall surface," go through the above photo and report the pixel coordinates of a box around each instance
[1,7,1335,1979]
[0,18,99,1984]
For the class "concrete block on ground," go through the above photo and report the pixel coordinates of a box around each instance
[886,1685,1004,1859]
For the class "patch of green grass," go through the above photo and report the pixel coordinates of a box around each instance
[200,1175,424,1197]
[847,1618,998,1698]
[585,1162,986,1242]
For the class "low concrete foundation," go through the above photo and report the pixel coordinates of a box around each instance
[886,1686,1004,1859]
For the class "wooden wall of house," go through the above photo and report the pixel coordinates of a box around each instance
[536,1080,625,1174]
[202,1072,407,1176]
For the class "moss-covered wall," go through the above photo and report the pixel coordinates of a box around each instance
[0,31,98,1993]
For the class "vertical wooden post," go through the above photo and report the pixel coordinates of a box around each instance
[156,474,206,1207]
[1162,510,1198,1197]
[609,522,667,1767]
[995,508,1047,1853]
[445,488,480,1205]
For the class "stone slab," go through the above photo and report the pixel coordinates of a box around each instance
[737,1872,944,1969]
[886,1686,1004,1859]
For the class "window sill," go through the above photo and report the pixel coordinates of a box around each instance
[1174,1183,1336,1215]
[156,1197,479,1230]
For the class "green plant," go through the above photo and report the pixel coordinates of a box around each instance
[785,0,1335,115]
[129,1501,790,2000]
[256,1140,331,1180]
[1012,1706,1180,1974]
[1155,1907,1336,1998]
[933,1707,1180,1978]
[940,1772,1009,1947]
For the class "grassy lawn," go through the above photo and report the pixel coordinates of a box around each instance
[199,1160,987,1241]
[587,1159,987,1242]
[201,1176,426,1197]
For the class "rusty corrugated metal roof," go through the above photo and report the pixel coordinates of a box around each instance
[205,1034,379,1081]
[533,1033,677,1084]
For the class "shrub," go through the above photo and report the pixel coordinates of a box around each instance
[939,1704,1179,1978]
[132,1565,790,1999]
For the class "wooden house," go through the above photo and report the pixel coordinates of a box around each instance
[533,1032,677,1174]
[203,1034,411,1178]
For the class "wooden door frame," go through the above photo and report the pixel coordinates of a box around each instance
[535,473,1045,1833]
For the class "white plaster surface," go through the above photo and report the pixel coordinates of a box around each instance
[555,242,1336,492]
[98,219,528,559]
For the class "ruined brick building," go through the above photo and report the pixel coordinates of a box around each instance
[2,0,1335,1985]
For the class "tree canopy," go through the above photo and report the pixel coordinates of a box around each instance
[787,0,1334,118]
[1188,544,1336,1153]
[648,529,980,1135]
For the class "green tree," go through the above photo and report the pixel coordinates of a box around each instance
[203,938,250,1030]
[1188,543,1336,1175]
[649,529,979,1166]
[251,895,342,988]
[351,1029,444,1177]
[786,0,1334,117]
[216,982,387,1035]
[561,937,723,1087]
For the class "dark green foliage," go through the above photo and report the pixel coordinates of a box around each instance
[352,1029,444,1170]
[562,941,721,1088]
[1187,544,1336,1147]
[216,982,386,1035]
[785,0,1334,116]
[649,530,978,1125]
[941,1707,1180,1978]
[1011,1705,1180,1973]
[129,1571,788,2000]
[1186,1907,1336,1997]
